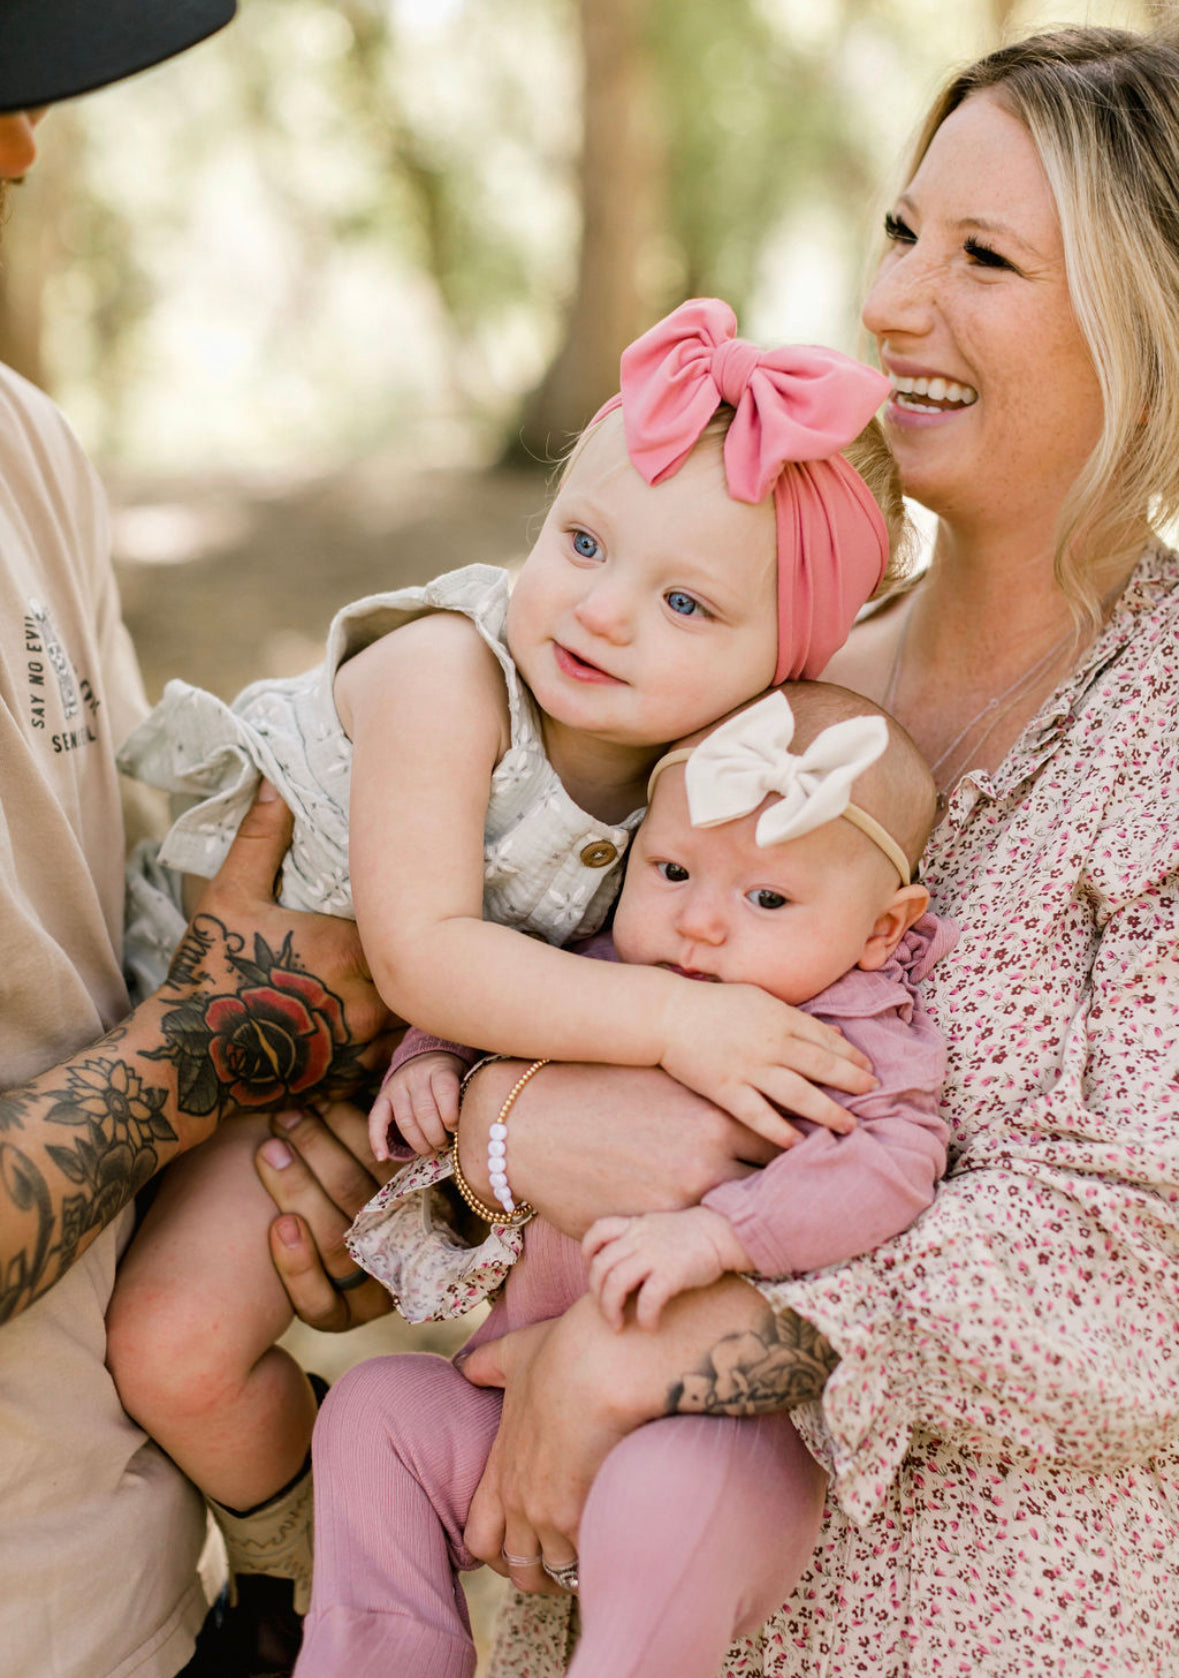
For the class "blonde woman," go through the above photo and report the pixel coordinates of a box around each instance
[270,23,1179,1678]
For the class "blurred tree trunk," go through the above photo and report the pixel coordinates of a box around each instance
[514,0,668,460]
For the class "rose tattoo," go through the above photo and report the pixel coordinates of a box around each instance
[147,934,358,1116]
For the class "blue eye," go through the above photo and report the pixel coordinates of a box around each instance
[656,861,689,882]
[666,590,703,618]
[572,530,600,559]
[747,888,787,910]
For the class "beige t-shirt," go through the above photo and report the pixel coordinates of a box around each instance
[0,365,207,1678]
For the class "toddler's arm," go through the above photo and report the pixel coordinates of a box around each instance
[338,616,872,1145]
[698,981,950,1277]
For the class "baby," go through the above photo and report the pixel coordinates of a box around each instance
[107,299,905,1613]
[297,683,955,1678]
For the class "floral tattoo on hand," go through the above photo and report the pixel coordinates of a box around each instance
[0,916,364,1321]
[147,930,358,1117]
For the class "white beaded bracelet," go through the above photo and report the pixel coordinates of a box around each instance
[487,1059,549,1218]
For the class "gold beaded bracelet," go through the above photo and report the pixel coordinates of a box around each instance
[448,1057,549,1227]
[450,1127,522,1226]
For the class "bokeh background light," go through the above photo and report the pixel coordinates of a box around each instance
[3,0,1155,477]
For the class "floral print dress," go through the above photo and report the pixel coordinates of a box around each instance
[489,544,1179,1677]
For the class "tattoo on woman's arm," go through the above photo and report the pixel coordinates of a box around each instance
[666,1305,839,1416]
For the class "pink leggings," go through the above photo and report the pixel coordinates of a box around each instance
[295,1352,827,1678]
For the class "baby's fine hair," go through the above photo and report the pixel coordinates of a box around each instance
[676,680,937,873]
[556,404,915,595]
[776,680,937,870]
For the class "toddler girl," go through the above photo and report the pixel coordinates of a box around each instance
[298,684,956,1678]
[107,300,903,1610]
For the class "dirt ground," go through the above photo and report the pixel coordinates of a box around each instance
[112,453,544,703]
[111,453,548,1668]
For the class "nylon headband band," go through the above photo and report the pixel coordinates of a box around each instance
[838,805,912,887]
[646,747,693,796]
[645,749,912,886]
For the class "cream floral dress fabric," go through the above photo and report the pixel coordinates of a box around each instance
[489,545,1179,1677]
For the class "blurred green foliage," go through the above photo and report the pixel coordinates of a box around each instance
[654,0,856,309]
[0,0,1152,471]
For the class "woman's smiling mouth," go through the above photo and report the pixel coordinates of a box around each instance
[889,372,979,413]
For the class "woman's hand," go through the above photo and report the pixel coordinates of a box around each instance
[461,1279,805,1592]
[659,981,871,1145]
[462,1300,638,1594]
[255,1099,399,1331]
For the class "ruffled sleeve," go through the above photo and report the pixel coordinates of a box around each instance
[346,1150,526,1323]
[761,765,1179,1527]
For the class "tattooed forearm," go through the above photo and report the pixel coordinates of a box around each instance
[666,1304,839,1417]
[1,913,368,1321]
[0,1058,177,1323]
[0,1142,54,1321]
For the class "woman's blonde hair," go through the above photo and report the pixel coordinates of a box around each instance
[557,405,914,594]
[905,26,1179,626]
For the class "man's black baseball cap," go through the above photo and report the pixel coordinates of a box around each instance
[0,0,236,114]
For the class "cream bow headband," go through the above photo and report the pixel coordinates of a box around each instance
[647,692,912,885]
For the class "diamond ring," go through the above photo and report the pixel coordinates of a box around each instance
[542,1558,579,1593]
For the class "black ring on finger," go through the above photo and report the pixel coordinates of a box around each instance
[330,1266,371,1294]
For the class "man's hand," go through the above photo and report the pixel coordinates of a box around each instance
[171,781,394,1114]
[256,1100,398,1331]
[1,783,393,1320]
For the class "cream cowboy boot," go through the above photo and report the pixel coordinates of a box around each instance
[208,1463,314,1616]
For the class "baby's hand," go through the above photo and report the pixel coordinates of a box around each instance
[583,1208,752,1331]
[367,1051,465,1160]
[660,981,870,1147]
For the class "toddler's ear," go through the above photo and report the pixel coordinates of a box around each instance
[856,883,929,972]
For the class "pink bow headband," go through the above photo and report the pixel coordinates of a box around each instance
[593,298,891,682]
